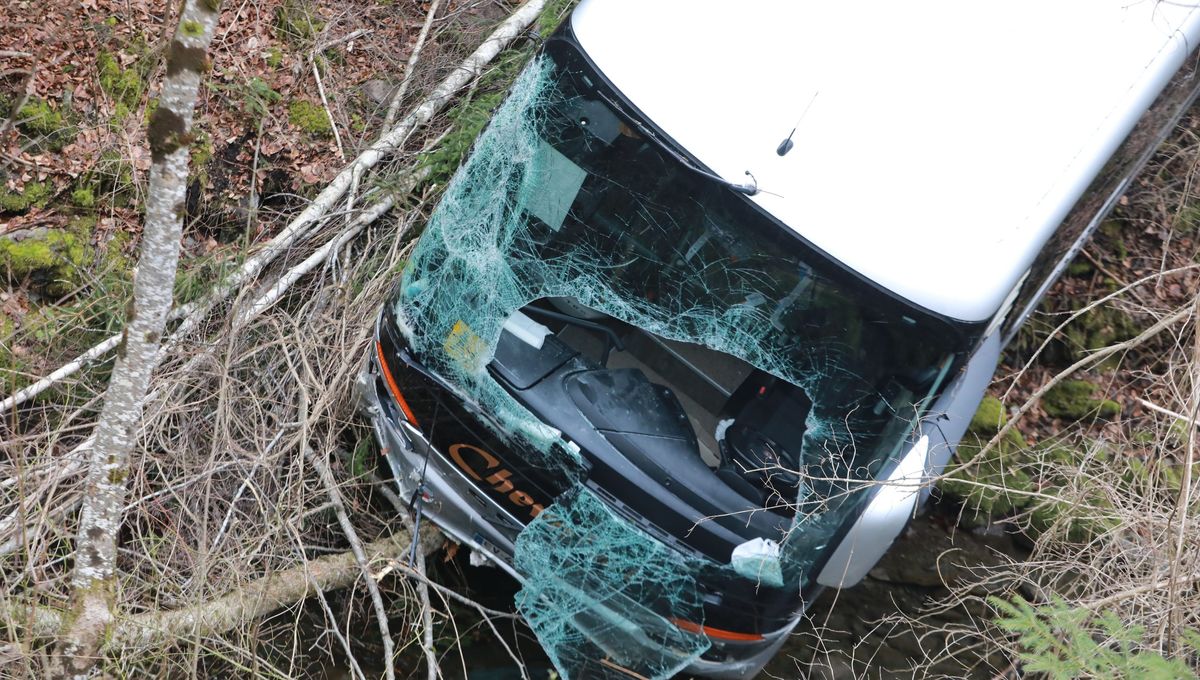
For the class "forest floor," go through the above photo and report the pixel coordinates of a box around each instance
[2,0,1199,678]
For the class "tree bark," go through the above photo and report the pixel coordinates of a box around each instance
[0,0,548,416]
[50,2,222,677]
[14,531,414,650]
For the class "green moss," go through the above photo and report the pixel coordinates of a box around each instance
[288,99,332,136]
[938,396,1036,525]
[146,97,159,122]
[71,186,96,208]
[17,98,75,151]
[265,46,284,69]
[1065,259,1093,277]
[181,20,204,37]
[1042,380,1121,420]
[0,181,51,214]
[18,98,64,136]
[0,229,87,296]
[191,132,214,167]
[97,50,144,110]
[113,102,132,124]
[245,77,281,117]
[938,395,1040,525]
[1097,219,1128,260]
[1062,304,1138,366]
[274,0,325,42]
[970,395,1006,433]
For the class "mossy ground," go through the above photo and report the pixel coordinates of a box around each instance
[0,181,52,214]
[0,227,87,297]
[1,219,134,400]
[274,0,325,43]
[17,97,76,151]
[1042,379,1121,420]
[939,394,1120,540]
[288,99,332,136]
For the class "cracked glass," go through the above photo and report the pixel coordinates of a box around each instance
[393,47,964,678]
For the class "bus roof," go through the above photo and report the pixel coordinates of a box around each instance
[571,0,1200,321]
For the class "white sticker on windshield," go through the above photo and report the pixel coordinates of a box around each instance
[522,140,586,232]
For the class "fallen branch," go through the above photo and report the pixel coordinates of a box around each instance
[9,531,413,648]
[1,0,547,414]
[982,300,1197,461]
[383,0,443,131]
[287,342,396,680]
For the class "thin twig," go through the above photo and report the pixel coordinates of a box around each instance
[288,346,396,680]
[311,59,346,161]
[1137,397,1200,429]
[984,297,1197,461]
[383,0,443,131]
[1163,293,1200,651]
[1,0,547,413]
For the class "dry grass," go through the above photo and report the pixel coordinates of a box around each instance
[0,1,551,675]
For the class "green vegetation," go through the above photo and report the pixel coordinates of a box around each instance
[939,397,1033,524]
[181,20,204,38]
[71,186,96,208]
[173,253,235,307]
[349,434,376,478]
[98,51,144,113]
[191,132,214,168]
[0,228,87,297]
[1065,259,1093,277]
[418,1,574,187]
[265,46,284,69]
[0,181,52,214]
[991,595,1200,679]
[274,0,325,42]
[1098,219,1129,260]
[970,394,1007,433]
[940,394,1124,537]
[288,99,332,136]
[420,48,534,183]
[1042,380,1121,420]
[536,0,577,36]
[245,77,282,118]
[17,98,76,151]
[3,222,133,401]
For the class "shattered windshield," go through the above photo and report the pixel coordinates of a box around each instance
[524,51,962,502]
[393,44,971,678]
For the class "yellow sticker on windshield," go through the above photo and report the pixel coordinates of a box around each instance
[444,320,487,370]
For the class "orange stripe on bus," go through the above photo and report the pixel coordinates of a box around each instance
[376,340,421,429]
[670,618,765,642]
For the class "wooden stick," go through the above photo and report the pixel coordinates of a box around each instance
[383,0,443,131]
[0,0,547,415]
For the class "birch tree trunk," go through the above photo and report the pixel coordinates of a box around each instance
[51,2,222,676]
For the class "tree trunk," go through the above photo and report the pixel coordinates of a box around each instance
[51,2,222,676]
[14,531,416,649]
